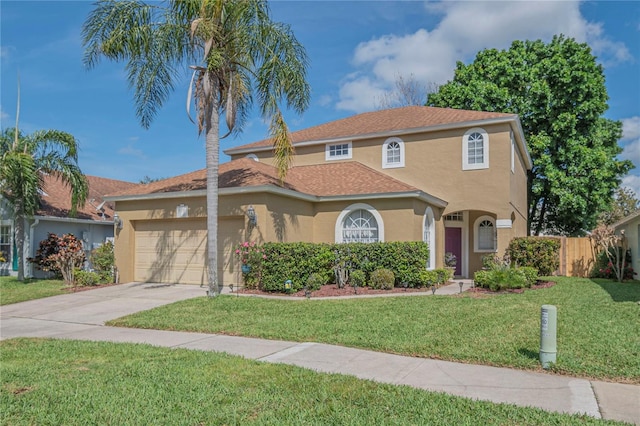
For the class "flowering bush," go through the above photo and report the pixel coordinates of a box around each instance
[30,233,85,285]
[234,241,265,265]
[234,241,266,289]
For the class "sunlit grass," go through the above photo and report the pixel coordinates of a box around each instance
[0,338,620,425]
[0,276,68,305]
[109,277,640,383]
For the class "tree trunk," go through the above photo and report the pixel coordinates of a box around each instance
[205,76,220,297]
[13,202,25,281]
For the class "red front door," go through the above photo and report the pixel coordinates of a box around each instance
[445,227,462,276]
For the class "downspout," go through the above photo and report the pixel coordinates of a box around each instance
[28,218,39,278]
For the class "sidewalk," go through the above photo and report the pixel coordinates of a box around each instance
[1,282,638,424]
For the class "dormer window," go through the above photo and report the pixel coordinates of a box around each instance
[462,128,489,170]
[325,142,352,161]
[382,137,405,169]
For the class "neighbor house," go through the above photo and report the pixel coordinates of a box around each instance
[106,106,531,286]
[0,174,137,277]
[613,210,640,278]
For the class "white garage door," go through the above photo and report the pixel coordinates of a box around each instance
[134,218,243,285]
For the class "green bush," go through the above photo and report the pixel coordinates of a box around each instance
[435,268,453,284]
[74,269,100,287]
[305,272,328,291]
[474,266,537,291]
[370,268,395,290]
[259,242,429,292]
[90,241,114,282]
[507,237,560,276]
[349,269,366,288]
[418,270,439,287]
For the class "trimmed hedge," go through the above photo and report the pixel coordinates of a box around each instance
[259,242,429,292]
[507,237,560,276]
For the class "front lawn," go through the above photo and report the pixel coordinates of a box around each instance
[0,338,618,425]
[0,276,68,305]
[109,277,640,383]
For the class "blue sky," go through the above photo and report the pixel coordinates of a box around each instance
[1,1,639,196]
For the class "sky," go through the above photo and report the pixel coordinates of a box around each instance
[1,1,639,197]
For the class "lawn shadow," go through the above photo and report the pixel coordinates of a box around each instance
[592,278,640,303]
[517,348,539,361]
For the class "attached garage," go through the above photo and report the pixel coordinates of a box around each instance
[133,217,243,286]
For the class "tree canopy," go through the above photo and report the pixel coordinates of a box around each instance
[427,35,633,236]
[83,0,310,295]
[598,186,640,225]
[1,127,88,280]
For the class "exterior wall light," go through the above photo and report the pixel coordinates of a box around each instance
[113,213,123,230]
[247,205,257,228]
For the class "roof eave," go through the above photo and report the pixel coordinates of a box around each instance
[107,185,448,208]
[225,115,522,154]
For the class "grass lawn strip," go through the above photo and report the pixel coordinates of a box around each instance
[0,338,623,425]
[108,277,640,383]
[0,277,68,305]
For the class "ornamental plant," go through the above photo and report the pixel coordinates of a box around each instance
[234,241,266,289]
[31,233,85,286]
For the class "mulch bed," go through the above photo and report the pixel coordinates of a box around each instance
[238,281,556,298]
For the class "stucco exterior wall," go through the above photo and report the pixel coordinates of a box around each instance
[617,215,640,277]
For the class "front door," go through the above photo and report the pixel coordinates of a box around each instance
[445,227,462,276]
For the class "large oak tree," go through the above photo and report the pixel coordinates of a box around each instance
[428,35,633,236]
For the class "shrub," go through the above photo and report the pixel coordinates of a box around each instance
[90,241,114,283]
[507,237,560,276]
[370,268,395,290]
[591,248,634,280]
[259,242,429,292]
[306,272,328,291]
[481,253,503,270]
[418,270,439,287]
[74,269,101,286]
[474,266,537,291]
[435,268,453,284]
[30,233,85,285]
[349,269,366,288]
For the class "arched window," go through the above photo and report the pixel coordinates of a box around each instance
[423,207,435,269]
[462,128,489,170]
[335,203,384,243]
[245,154,259,161]
[474,215,496,252]
[382,137,405,168]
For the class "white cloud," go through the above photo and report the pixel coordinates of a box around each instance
[622,116,640,141]
[118,142,146,159]
[337,1,631,113]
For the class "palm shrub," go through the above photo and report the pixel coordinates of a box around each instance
[370,268,395,290]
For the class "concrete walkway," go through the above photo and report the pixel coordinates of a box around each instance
[1,282,638,424]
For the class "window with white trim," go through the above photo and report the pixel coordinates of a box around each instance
[382,137,405,168]
[325,142,352,161]
[342,210,378,243]
[245,154,259,162]
[423,207,435,269]
[462,128,489,170]
[444,212,463,221]
[474,216,496,252]
[0,225,11,263]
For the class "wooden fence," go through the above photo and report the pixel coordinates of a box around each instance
[556,237,597,277]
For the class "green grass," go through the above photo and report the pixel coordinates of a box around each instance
[0,338,621,425]
[0,276,68,305]
[109,277,640,383]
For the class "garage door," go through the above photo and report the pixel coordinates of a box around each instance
[134,218,243,285]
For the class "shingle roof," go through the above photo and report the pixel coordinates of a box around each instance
[226,106,516,153]
[107,158,420,199]
[38,174,137,221]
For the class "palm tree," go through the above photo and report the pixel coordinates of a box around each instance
[0,126,88,281]
[82,0,310,296]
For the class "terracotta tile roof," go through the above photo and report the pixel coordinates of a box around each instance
[108,158,419,199]
[226,106,516,153]
[38,174,137,221]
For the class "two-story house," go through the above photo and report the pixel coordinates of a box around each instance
[106,106,531,286]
